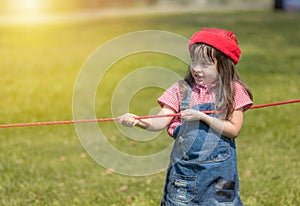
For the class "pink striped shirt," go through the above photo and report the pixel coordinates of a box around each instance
[158,81,253,137]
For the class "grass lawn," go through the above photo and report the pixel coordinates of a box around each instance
[0,10,300,205]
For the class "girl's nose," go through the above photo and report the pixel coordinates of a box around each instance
[192,66,203,73]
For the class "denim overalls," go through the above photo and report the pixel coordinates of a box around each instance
[161,86,244,206]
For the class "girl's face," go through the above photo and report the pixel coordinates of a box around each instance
[190,60,218,85]
[190,44,219,85]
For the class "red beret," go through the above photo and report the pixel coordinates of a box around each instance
[188,28,241,64]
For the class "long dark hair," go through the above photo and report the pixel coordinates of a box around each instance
[184,43,253,119]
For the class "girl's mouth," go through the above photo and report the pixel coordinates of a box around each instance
[193,72,204,79]
[193,74,205,85]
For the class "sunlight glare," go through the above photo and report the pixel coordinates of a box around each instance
[10,0,43,14]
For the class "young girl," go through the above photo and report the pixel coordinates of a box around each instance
[119,27,253,206]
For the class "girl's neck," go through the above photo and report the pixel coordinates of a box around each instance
[194,80,219,88]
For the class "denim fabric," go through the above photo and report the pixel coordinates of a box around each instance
[161,86,244,206]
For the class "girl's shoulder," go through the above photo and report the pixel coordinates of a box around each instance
[233,81,253,111]
[157,80,185,113]
[234,81,246,91]
[234,81,251,98]
[166,80,189,93]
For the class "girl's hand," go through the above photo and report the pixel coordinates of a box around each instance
[180,109,203,121]
[118,113,139,127]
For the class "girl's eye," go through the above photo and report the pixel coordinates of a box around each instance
[190,62,213,68]
[201,63,213,67]
[190,62,197,69]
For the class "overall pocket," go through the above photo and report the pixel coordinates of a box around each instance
[170,173,196,203]
[214,178,236,203]
[205,140,231,163]
[185,136,231,164]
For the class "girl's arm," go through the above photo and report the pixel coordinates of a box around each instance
[118,105,176,131]
[181,108,244,139]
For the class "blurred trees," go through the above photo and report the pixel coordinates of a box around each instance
[0,0,272,14]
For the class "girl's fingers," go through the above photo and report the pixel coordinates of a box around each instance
[180,109,202,121]
[119,113,139,127]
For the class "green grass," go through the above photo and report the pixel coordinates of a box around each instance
[0,10,300,205]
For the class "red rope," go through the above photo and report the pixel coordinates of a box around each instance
[250,99,300,109]
[0,99,299,129]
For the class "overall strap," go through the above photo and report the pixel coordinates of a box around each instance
[179,84,192,111]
